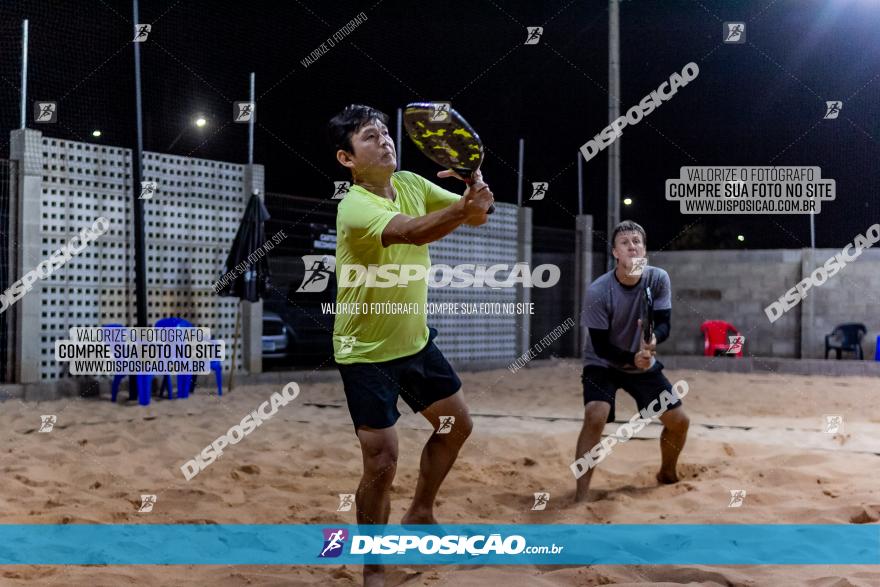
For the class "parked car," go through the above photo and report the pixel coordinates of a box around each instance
[262,311,295,359]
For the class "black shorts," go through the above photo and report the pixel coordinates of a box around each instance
[336,327,462,431]
[582,362,682,423]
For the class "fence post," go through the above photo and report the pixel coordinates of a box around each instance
[800,247,814,359]
[9,128,43,383]
[242,164,265,374]
[516,207,533,358]
[575,215,593,358]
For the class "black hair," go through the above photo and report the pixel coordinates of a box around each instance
[327,104,390,156]
[611,220,647,248]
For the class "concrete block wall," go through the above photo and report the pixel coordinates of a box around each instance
[8,129,264,382]
[427,202,523,365]
[802,248,880,359]
[650,248,880,359]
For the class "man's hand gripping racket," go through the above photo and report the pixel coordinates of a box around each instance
[403,103,495,216]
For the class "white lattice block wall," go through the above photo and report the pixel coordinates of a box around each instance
[32,137,259,380]
[428,203,521,363]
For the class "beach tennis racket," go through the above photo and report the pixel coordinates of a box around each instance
[642,286,655,345]
[403,102,495,214]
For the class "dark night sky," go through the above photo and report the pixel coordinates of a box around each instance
[1,0,878,250]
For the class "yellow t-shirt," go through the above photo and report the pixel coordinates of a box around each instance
[333,171,460,363]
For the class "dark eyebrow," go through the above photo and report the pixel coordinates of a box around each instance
[359,122,387,135]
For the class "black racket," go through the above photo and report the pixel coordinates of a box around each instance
[403,102,495,214]
[643,286,655,344]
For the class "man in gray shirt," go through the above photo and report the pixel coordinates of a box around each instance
[574,220,690,502]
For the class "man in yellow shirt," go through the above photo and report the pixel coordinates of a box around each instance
[328,104,494,586]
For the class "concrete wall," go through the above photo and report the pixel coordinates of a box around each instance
[650,248,880,359]
[801,247,880,359]
[427,202,524,366]
[8,129,264,382]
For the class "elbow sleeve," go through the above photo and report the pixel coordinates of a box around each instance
[589,327,636,366]
[653,309,671,344]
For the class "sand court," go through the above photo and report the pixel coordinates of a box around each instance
[1,361,878,585]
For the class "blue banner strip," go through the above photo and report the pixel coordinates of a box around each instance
[0,524,876,565]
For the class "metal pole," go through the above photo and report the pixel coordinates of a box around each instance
[607,0,621,270]
[576,153,585,356]
[577,153,584,216]
[517,138,524,207]
[248,72,255,165]
[20,19,28,129]
[132,0,148,327]
[396,107,403,170]
[228,304,241,394]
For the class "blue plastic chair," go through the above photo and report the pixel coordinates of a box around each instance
[187,338,223,396]
[105,324,152,406]
[155,317,195,399]
[155,318,223,398]
[824,323,867,360]
[209,339,223,396]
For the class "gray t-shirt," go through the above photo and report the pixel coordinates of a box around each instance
[581,266,672,372]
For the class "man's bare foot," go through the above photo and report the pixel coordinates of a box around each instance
[400,510,438,525]
[656,470,679,484]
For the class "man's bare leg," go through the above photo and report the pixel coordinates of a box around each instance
[656,407,689,484]
[574,401,611,502]
[402,391,473,524]
[356,425,398,587]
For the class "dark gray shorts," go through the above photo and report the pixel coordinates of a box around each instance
[582,362,682,423]
[336,328,462,431]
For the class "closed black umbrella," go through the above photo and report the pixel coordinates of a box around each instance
[217,192,272,301]
[217,191,271,392]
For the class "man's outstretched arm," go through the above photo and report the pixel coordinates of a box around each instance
[381,181,493,246]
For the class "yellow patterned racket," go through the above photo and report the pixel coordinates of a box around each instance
[403,102,495,214]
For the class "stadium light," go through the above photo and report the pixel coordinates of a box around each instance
[737,234,745,242]
[623,197,633,206]
[91,130,101,137]
[195,116,207,128]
